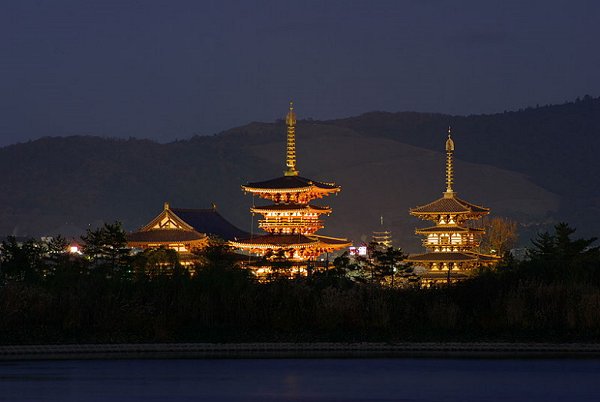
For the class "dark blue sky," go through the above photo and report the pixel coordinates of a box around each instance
[1,0,599,146]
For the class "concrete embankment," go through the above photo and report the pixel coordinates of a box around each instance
[2,343,600,360]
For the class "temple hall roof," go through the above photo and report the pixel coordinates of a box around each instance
[127,228,206,243]
[171,208,249,241]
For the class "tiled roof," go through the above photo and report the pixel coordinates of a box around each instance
[408,251,500,263]
[251,204,331,212]
[231,234,318,246]
[415,225,485,233]
[314,235,352,246]
[230,233,350,248]
[171,208,249,241]
[411,194,489,214]
[408,251,485,262]
[127,229,206,243]
[243,175,338,191]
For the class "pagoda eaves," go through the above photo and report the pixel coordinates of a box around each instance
[242,176,340,203]
[410,195,489,218]
[230,234,349,260]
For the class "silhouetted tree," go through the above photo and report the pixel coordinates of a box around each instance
[526,222,599,281]
[261,248,293,280]
[528,231,556,262]
[0,237,46,282]
[480,217,519,256]
[529,223,597,263]
[371,245,409,287]
[81,221,130,277]
[195,239,240,271]
[132,246,182,278]
[43,235,69,273]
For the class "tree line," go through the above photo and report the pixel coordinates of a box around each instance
[0,222,599,344]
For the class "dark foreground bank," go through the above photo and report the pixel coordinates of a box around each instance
[2,343,600,360]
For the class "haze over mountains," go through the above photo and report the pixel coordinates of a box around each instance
[1,96,598,251]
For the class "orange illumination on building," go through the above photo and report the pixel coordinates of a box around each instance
[230,102,350,263]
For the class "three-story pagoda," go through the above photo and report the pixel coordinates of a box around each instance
[407,129,499,285]
[229,103,350,262]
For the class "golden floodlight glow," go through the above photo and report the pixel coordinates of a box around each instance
[231,102,350,265]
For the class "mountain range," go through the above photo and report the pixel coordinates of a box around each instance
[1,96,598,252]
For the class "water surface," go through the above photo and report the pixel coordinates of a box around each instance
[1,358,599,401]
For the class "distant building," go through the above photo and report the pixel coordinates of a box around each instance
[407,129,499,285]
[127,202,248,267]
[229,102,350,273]
[372,216,392,249]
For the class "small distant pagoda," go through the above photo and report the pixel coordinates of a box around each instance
[229,102,350,266]
[372,216,392,249]
[407,129,499,285]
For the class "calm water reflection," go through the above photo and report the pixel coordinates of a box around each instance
[1,358,599,401]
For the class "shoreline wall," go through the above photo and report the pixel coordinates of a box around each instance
[2,342,600,360]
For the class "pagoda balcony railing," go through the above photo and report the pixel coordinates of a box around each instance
[263,229,320,235]
[256,193,323,204]
[261,225,324,232]
[422,240,480,248]
[258,220,323,226]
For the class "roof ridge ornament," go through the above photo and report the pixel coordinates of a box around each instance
[444,127,455,198]
[284,101,299,176]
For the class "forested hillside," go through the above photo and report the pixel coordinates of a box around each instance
[1,97,598,250]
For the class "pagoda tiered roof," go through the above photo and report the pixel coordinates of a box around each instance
[230,234,350,249]
[232,234,316,247]
[410,193,489,215]
[242,175,339,194]
[415,225,484,234]
[408,251,499,263]
[314,235,352,246]
[251,203,331,214]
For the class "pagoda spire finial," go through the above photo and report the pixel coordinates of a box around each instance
[284,101,299,176]
[444,127,455,197]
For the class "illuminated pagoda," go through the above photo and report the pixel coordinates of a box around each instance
[407,129,499,285]
[372,216,392,249]
[128,202,248,267]
[229,102,350,267]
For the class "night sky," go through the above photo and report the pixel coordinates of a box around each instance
[1,0,599,146]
